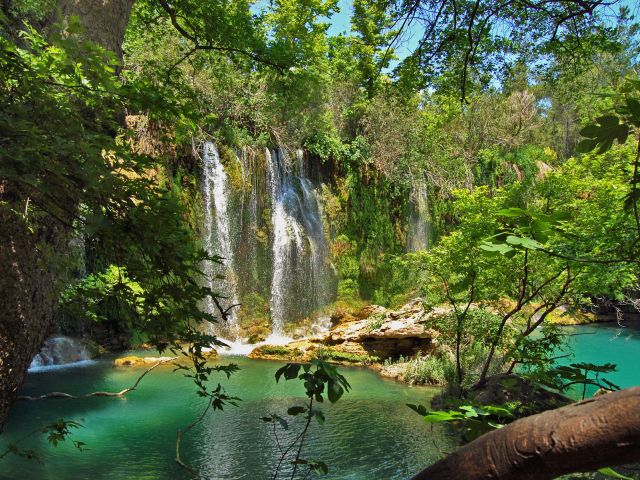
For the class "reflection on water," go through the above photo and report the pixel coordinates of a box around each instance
[2,356,454,480]
[4,322,638,479]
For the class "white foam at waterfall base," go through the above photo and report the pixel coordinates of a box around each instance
[28,359,97,373]
[214,333,294,356]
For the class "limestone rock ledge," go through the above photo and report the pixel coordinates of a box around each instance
[114,348,217,367]
[250,298,442,365]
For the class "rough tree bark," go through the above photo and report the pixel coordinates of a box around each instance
[57,0,136,58]
[0,208,64,430]
[0,0,135,431]
[411,387,640,480]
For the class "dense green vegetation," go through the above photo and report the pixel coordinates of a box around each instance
[2,0,640,478]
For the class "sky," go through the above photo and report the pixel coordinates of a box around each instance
[325,0,423,64]
[323,0,640,66]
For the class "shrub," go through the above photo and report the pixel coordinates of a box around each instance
[313,347,378,364]
[402,353,449,386]
[365,311,386,332]
[260,345,303,357]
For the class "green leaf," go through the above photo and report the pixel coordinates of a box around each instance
[496,207,527,217]
[314,410,325,424]
[327,381,344,403]
[626,98,640,125]
[275,363,301,383]
[310,461,329,474]
[505,236,543,250]
[576,138,598,153]
[598,467,633,479]
[287,406,307,416]
[406,403,429,416]
[596,115,619,127]
[480,242,514,255]
[579,125,600,138]
[423,410,464,423]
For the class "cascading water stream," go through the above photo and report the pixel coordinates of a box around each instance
[407,182,431,252]
[266,148,333,335]
[202,141,240,335]
[201,142,334,341]
[29,336,97,372]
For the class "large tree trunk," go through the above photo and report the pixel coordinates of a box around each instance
[411,387,640,480]
[0,0,135,431]
[0,209,65,430]
[57,0,135,58]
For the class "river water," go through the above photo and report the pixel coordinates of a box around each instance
[1,322,638,479]
[1,357,452,479]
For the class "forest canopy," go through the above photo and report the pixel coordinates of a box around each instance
[1,0,640,478]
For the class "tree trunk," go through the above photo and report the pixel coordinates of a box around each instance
[0,208,65,430]
[57,0,136,59]
[0,0,135,430]
[411,387,640,480]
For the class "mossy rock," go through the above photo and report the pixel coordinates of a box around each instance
[246,325,271,344]
[85,339,106,358]
[248,344,304,361]
[113,356,174,367]
[312,346,378,365]
[114,349,216,367]
[547,306,597,325]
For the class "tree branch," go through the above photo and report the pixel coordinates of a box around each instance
[17,358,175,401]
[411,387,640,480]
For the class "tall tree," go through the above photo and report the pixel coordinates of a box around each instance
[0,0,135,429]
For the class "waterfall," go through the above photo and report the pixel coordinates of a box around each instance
[29,336,97,372]
[407,183,431,252]
[201,142,334,339]
[266,148,333,335]
[202,142,240,335]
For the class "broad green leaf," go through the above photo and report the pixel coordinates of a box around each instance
[406,403,429,416]
[579,124,600,138]
[576,138,598,153]
[505,236,542,250]
[598,467,633,479]
[287,406,307,416]
[596,115,619,127]
[480,242,514,255]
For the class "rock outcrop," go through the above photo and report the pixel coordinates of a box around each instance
[114,348,217,367]
[114,356,176,367]
[250,299,442,364]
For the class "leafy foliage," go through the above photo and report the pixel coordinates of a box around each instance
[263,360,351,478]
[407,402,515,443]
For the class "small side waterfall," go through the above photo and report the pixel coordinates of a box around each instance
[407,183,431,252]
[202,142,240,334]
[29,336,97,372]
